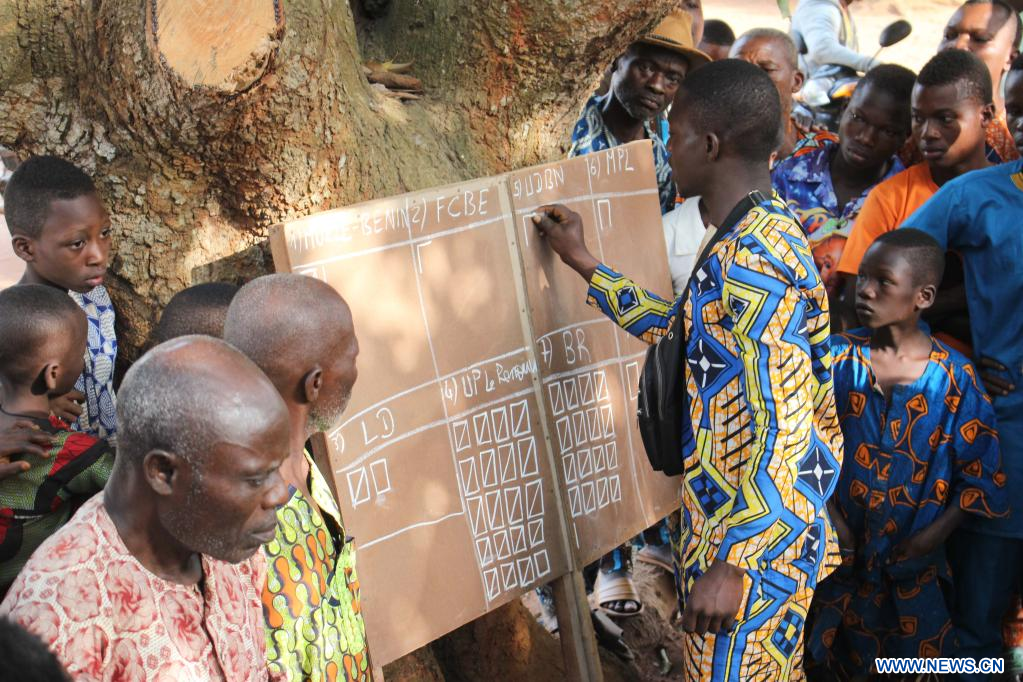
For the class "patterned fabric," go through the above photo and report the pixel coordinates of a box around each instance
[771,141,905,297]
[263,452,370,681]
[0,413,113,591]
[904,160,1023,538]
[0,494,270,681]
[807,331,1006,676]
[773,125,840,170]
[569,93,675,214]
[69,285,118,443]
[985,116,1020,164]
[587,196,844,680]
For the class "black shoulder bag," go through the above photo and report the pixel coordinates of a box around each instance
[637,191,768,476]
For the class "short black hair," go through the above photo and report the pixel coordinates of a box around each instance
[963,0,1022,48]
[917,49,993,105]
[857,64,918,133]
[672,59,781,162]
[154,282,240,344]
[1010,51,1023,72]
[735,28,799,69]
[702,19,735,46]
[3,156,96,239]
[0,617,70,682]
[0,285,84,386]
[875,228,946,287]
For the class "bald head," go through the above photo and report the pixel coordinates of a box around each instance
[117,335,288,468]
[224,274,359,434]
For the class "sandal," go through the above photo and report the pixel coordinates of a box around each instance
[636,544,674,574]
[595,568,644,618]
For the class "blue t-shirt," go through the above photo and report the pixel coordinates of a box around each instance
[902,159,1023,537]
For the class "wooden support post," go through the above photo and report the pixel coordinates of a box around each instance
[551,571,604,682]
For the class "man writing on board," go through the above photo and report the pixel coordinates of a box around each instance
[534,59,843,680]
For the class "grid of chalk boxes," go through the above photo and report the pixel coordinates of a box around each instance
[453,367,624,600]
[453,398,551,601]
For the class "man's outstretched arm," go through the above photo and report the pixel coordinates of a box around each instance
[533,204,679,345]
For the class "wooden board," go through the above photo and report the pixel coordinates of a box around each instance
[508,149,681,566]
[269,140,680,664]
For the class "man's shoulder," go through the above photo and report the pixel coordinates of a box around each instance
[948,159,1023,191]
[2,496,109,604]
[931,338,986,395]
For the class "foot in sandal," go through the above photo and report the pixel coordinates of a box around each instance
[595,566,643,618]
[636,543,674,575]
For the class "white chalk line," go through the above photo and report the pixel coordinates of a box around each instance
[360,511,465,549]
[335,386,537,474]
[293,214,506,270]
[515,188,658,217]
[330,346,530,437]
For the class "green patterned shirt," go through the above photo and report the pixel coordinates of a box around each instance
[262,451,371,681]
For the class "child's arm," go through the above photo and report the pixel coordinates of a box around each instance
[889,506,967,564]
[827,499,856,553]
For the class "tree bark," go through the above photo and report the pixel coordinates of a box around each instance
[1,0,672,357]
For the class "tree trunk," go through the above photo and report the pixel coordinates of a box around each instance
[0,0,672,357]
[0,0,673,674]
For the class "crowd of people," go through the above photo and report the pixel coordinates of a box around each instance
[0,0,1022,681]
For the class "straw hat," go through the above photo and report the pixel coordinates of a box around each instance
[640,11,711,69]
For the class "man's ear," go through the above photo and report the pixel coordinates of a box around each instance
[11,235,35,263]
[143,450,182,496]
[916,283,938,312]
[981,101,996,128]
[302,366,324,404]
[792,69,805,94]
[705,131,721,161]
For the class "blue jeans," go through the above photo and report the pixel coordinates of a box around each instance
[947,528,1023,680]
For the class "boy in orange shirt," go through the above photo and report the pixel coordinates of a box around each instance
[837,50,994,346]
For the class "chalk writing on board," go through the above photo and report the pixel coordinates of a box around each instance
[269,140,680,666]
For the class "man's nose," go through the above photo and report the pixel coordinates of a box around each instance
[647,72,666,94]
[264,470,290,509]
[921,120,941,139]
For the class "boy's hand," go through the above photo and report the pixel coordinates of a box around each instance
[977,357,1014,397]
[889,506,966,564]
[0,420,55,479]
[49,390,85,422]
[827,500,856,554]
[531,204,600,281]
[681,560,745,635]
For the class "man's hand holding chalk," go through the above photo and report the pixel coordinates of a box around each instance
[531,204,600,282]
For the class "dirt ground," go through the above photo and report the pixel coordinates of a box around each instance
[708,0,962,73]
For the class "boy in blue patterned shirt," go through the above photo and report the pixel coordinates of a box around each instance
[807,229,1006,678]
[4,156,117,443]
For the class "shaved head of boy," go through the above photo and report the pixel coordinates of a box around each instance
[855,229,943,329]
[0,285,86,397]
[153,282,240,343]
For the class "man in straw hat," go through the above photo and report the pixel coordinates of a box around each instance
[569,10,710,214]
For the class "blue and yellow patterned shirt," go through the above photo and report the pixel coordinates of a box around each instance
[586,196,844,597]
